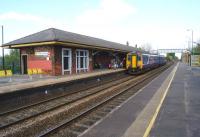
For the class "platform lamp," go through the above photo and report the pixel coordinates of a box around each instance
[1,25,5,70]
[187,29,194,54]
[187,29,193,66]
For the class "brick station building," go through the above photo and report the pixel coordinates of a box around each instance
[3,28,138,76]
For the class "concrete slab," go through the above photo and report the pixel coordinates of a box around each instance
[150,63,200,137]
[0,69,125,94]
[80,64,177,137]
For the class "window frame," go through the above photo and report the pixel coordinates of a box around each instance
[62,48,72,75]
[76,49,89,73]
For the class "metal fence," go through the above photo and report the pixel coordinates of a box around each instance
[0,64,20,74]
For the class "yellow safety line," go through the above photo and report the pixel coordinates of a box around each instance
[143,63,179,137]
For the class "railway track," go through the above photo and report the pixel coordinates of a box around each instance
[0,63,172,137]
[0,75,136,136]
[0,71,127,114]
[40,64,173,137]
[0,75,134,128]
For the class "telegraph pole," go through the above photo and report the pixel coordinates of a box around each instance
[2,26,4,70]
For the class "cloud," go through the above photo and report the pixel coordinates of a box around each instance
[70,0,137,46]
[124,25,187,49]
[0,11,71,45]
[0,12,38,21]
[0,11,70,56]
[72,0,194,50]
[0,1,137,46]
[75,0,136,26]
[0,1,194,53]
[0,12,65,28]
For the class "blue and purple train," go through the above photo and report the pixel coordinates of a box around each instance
[126,51,166,74]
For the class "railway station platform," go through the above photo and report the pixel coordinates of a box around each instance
[0,68,125,94]
[149,64,200,137]
[80,62,200,137]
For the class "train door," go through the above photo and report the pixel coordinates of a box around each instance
[126,53,137,69]
[137,54,143,69]
[132,55,137,68]
[126,54,132,69]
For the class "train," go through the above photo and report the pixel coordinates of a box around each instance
[126,51,166,74]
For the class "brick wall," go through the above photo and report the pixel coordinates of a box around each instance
[20,45,126,76]
[53,45,62,75]
[20,46,53,74]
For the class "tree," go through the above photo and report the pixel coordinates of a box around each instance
[193,43,200,54]
[166,53,178,61]
[0,49,20,73]
[140,43,152,52]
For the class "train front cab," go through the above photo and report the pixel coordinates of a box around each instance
[126,52,143,74]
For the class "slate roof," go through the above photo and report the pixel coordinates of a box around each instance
[3,28,137,52]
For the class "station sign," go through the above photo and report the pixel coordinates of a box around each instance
[35,52,49,57]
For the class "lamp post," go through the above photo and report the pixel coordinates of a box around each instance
[1,26,4,70]
[187,29,193,54]
[187,29,193,66]
[191,30,193,54]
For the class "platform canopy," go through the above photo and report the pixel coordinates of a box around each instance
[3,28,142,53]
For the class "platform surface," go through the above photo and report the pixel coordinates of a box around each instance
[0,68,125,94]
[150,63,200,137]
[80,63,177,137]
[80,63,200,137]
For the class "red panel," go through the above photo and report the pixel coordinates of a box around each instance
[28,60,52,70]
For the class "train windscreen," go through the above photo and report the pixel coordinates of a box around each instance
[128,55,132,61]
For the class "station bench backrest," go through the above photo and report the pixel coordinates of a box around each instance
[0,70,13,77]
[28,68,43,75]
[28,69,33,75]
[0,70,6,77]
[6,70,13,76]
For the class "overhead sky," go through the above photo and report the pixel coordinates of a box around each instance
[0,0,200,55]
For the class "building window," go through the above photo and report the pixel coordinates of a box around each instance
[76,50,89,73]
[62,48,72,75]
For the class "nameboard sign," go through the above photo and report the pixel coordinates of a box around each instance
[35,52,49,56]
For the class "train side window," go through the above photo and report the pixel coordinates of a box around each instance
[137,55,141,61]
[143,55,148,64]
[128,55,132,61]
